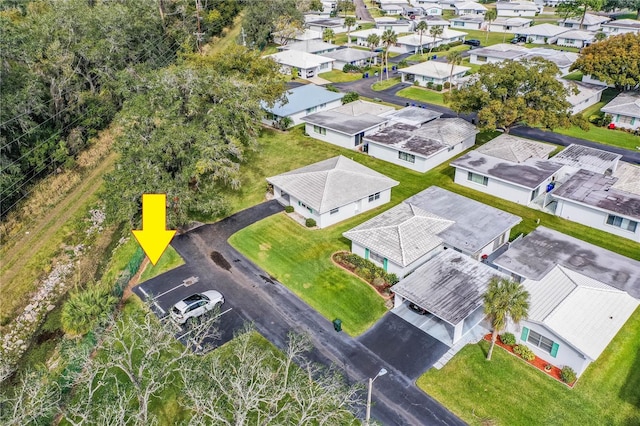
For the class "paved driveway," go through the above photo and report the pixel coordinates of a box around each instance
[133,201,465,426]
[359,312,450,380]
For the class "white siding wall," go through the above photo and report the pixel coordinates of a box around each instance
[510,321,591,376]
[554,199,640,242]
[317,202,359,228]
[305,124,356,149]
[453,167,551,205]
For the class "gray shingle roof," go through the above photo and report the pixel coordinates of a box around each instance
[476,134,556,162]
[343,203,454,266]
[302,111,389,135]
[408,187,522,255]
[318,47,378,63]
[392,250,506,324]
[551,144,622,174]
[266,156,399,213]
[601,91,640,119]
[493,226,640,297]
[261,84,344,117]
[558,13,610,26]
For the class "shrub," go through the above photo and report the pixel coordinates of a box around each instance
[284,205,294,213]
[413,80,420,86]
[500,332,516,346]
[561,366,577,384]
[325,84,339,92]
[343,63,362,73]
[342,91,360,104]
[427,81,434,89]
[513,344,535,361]
[398,59,408,68]
[61,286,117,337]
[435,84,443,91]
[443,81,451,90]
[386,273,399,285]
[449,40,463,47]
[305,218,316,227]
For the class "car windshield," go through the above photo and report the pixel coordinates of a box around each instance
[171,306,182,315]
[183,294,205,303]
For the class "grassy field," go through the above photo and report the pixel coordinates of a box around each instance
[418,306,640,425]
[524,42,580,53]
[563,71,583,81]
[139,246,184,283]
[319,69,363,83]
[459,29,512,46]
[396,86,447,106]
[406,44,469,62]
[372,76,402,91]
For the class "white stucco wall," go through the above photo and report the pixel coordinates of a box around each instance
[609,113,640,130]
[557,37,590,48]
[569,91,602,114]
[554,198,640,242]
[453,167,554,205]
[509,321,591,376]
[498,9,536,17]
[305,124,357,149]
[451,21,483,30]
[469,53,510,65]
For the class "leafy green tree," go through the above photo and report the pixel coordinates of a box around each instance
[336,0,355,17]
[104,46,286,227]
[483,277,530,361]
[603,0,640,18]
[414,21,428,54]
[344,16,357,45]
[484,8,497,42]
[244,0,302,49]
[428,25,443,55]
[274,15,304,46]
[323,28,335,43]
[446,58,579,132]
[570,33,640,90]
[381,29,397,80]
[557,0,604,27]
[61,286,117,337]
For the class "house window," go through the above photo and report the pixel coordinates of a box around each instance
[330,207,339,215]
[306,106,317,113]
[617,115,633,124]
[467,171,488,186]
[369,250,384,264]
[313,125,326,135]
[398,151,416,163]
[298,201,313,214]
[527,329,555,354]
[606,214,638,232]
[319,103,327,108]
[476,55,487,62]
[368,192,380,202]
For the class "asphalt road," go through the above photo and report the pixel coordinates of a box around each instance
[333,79,640,165]
[134,201,466,426]
[353,0,375,22]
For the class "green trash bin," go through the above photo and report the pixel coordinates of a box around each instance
[333,318,342,332]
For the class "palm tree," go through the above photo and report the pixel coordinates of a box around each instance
[483,277,530,361]
[415,21,429,55]
[366,33,381,70]
[484,9,497,43]
[446,49,463,88]
[323,28,335,44]
[61,286,117,337]
[344,16,356,45]
[428,25,444,55]
[381,29,397,80]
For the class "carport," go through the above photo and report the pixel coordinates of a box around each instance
[391,249,505,346]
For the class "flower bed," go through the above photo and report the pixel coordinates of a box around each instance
[484,334,575,387]
[331,251,397,299]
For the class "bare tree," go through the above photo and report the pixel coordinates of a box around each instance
[0,369,61,425]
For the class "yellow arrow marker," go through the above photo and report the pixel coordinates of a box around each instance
[132,194,177,266]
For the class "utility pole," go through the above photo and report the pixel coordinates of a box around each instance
[194,0,204,54]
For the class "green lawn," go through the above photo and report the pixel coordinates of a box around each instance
[396,86,447,106]
[372,76,402,91]
[319,69,363,83]
[524,42,580,53]
[418,306,640,425]
[229,215,388,336]
[406,45,470,62]
[563,71,583,82]
[458,29,512,46]
[139,246,184,283]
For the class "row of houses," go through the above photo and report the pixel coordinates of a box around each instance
[266,156,640,377]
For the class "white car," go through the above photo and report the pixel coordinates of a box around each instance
[169,290,224,324]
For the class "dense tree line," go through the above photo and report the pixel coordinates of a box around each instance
[0,0,241,217]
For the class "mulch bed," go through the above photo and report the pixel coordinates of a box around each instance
[484,334,575,387]
[331,252,393,301]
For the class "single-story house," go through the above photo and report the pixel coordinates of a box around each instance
[556,29,596,48]
[383,106,443,126]
[399,60,470,87]
[393,249,508,345]
[522,48,578,75]
[493,226,640,376]
[550,143,621,175]
[601,92,640,130]
[454,1,488,15]
[306,18,348,34]
[450,15,485,30]
[551,163,640,242]
[318,47,379,70]
[391,34,441,53]
[515,23,570,44]
[278,39,340,55]
[557,13,611,31]
[381,3,407,15]
[343,202,455,277]
[438,0,463,10]
[496,1,540,17]
[261,84,344,128]
[408,186,522,260]
[267,155,399,228]
[301,100,395,149]
[402,5,426,17]
[489,17,533,33]
[267,50,335,78]
[415,15,451,28]
[562,80,605,114]
[365,118,479,172]
[451,134,561,205]
[375,17,414,32]
[349,28,385,47]
[274,29,322,44]
[469,43,529,65]
[438,27,469,43]
[423,4,444,15]
[601,18,640,35]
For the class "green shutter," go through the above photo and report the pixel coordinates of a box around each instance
[364,248,369,260]
[631,117,636,125]
[550,342,559,358]
[521,327,529,342]
[383,258,388,271]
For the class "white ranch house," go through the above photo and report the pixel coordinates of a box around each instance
[450,15,485,30]
[267,50,334,78]
[278,39,339,55]
[306,18,349,34]
[496,1,540,17]
[399,60,470,87]
[601,19,640,35]
[489,17,532,32]
[267,156,398,229]
[515,23,570,44]
[556,29,596,48]
[557,13,611,31]
[261,84,344,128]
[319,48,379,71]
[454,1,487,15]
[562,80,605,114]
[375,17,414,32]
[601,92,640,130]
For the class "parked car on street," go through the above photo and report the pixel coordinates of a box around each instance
[463,39,481,47]
[510,36,527,44]
[170,290,224,324]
